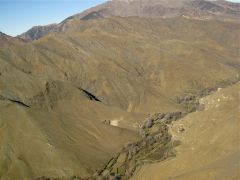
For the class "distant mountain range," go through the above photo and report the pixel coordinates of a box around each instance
[17,0,240,41]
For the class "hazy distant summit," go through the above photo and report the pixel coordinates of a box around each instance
[18,0,240,41]
[17,24,57,41]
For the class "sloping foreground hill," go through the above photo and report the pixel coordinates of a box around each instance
[0,17,239,179]
[132,82,240,180]
[0,80,140,179]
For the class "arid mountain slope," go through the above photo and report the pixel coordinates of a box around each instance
[132,82,240,180]
[18,24,57,41]
[2,17,239,112]
[18,0,240,40]
[0,32,26,47]
[77,0,240,20]
[0,16,239,179]
[0,80,140,179]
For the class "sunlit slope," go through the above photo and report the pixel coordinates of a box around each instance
[132,82,240,180]
[18,0,240,41]
[0,58,141,179]
[1,17,239,112]
[0,80,140,179]
[0,17,239,179]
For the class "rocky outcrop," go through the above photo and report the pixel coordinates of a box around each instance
[17,24,57,41]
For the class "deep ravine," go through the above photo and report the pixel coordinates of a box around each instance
[35,77,240,180]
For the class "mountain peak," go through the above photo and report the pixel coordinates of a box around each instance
[18,0,240,41]
[17,23,57,41]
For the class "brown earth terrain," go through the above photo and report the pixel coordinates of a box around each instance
[132,82,240,180]
[0,0,239,179]
[18,0,240,41]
